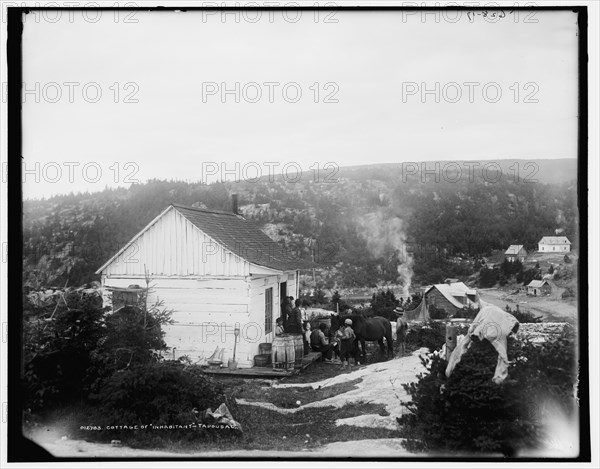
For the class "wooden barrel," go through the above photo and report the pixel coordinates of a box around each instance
[272,335,295,370]
[259,343,272,356]
[289,333,304,366]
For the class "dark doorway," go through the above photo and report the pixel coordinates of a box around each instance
[280,281,287,315]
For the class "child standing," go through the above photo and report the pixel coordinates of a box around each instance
[337,318,356,370]
[275,317,285,336]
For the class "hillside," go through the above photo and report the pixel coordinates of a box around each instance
[22,159,579,292]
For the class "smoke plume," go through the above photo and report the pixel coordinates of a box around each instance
[357,211,413,297]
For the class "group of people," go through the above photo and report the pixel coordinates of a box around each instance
[308,319,357,370]
[276,296,304,334]
[275,299,409,371]
[275,312,357,370]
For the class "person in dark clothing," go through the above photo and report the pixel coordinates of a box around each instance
[336,318,356,370]
[286,299,303,334]
[281,297,292,330]
[310,323,334,361]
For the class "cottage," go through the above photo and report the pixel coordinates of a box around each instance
[538,236,571,253]
[423,281,479,317]
[505,245,527,262]
[527,279,552,296]
[96,202,309,364]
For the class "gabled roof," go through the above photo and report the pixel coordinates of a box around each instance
[96,204,312,274]
[505,245,526,255]
[527,280,550,288]
[172,204,309,272]
[538,236,571,245]
[425,282,478,309]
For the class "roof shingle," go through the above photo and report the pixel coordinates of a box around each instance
[172,204,311,272]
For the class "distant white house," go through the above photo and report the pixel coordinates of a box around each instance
[527,279,552,296]
[505,245,527,262]
[538,236,571,253]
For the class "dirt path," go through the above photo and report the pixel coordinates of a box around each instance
[479,289,577,323]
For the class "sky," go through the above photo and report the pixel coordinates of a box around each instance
[19,8,580,199]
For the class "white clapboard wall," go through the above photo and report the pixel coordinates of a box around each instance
[98,206,300,362]
[101,207,251,278]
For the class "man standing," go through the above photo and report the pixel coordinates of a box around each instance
[395,306,408,356]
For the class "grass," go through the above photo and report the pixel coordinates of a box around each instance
[26,347,405,454]
[28,398,398,453]
[239,378,364,408]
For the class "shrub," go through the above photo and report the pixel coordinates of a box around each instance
[509,308,543,323]
[398,328,578,456]
[405,321,447,352]
[87,361,232,444]
[429,307,449,320]
[23,289,107,410]
[371,289,399,321]
[452,306,479,320]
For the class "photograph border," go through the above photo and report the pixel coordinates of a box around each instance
[5,4,591,463]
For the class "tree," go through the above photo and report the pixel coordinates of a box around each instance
[371,289,399,320]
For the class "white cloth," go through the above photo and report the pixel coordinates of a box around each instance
[446,305,519,384]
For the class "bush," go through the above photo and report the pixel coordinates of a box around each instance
[371,289,399,321]
[405,322,447,352]
[23,281,173,411]
[23,289,107,410]
[452,306,479,320]
[88,361,232,444]
[479,267,499,288]
[429,307,449,320]
[509,308,542,323]
[398,328,578,456]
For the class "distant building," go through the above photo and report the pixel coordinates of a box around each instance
[527,279,552,296]
[505,245,528,262]
[538,236,571,253]
[423,281,479,317]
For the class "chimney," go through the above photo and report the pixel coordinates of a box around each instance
[232,194,239,215]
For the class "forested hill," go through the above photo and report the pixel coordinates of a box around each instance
[23,159,579,290]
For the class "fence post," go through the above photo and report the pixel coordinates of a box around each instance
[446,324,457,361]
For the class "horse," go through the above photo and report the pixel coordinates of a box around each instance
[330,313,394,361]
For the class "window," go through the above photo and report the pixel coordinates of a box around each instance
[265,287,273,334]
[110,286,143,311]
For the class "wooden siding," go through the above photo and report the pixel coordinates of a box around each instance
[425,288,462,315]
[103,276,260,360]
[101,208,251,277]
[539,243,570,253]
[250,274,281,346]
